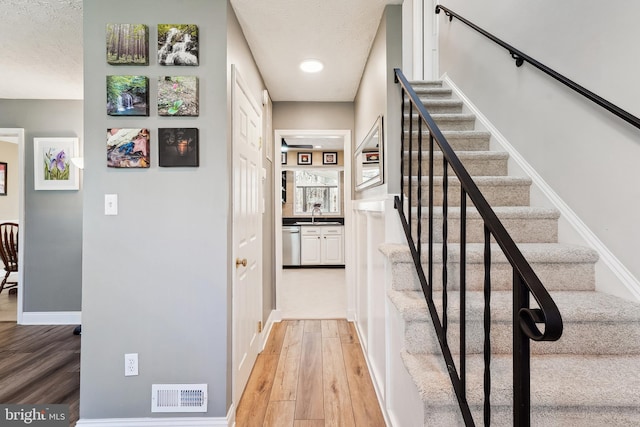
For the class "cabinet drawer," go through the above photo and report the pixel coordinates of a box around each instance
[321,227,343,235]
[301,226,321,235]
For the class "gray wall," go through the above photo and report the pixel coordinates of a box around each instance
[354,5,403,198]
[82,0,232,419]
[438,0,640,288]
[0,99,83,312]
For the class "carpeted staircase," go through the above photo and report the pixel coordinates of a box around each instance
[380,81,640,426]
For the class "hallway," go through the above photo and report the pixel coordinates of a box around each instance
[279,269,347,319]
[236,319,385,426]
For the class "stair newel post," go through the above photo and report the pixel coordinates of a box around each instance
[513,272,531,427]
[428,134,434,301]
[460,188,467,399]
[483,225,492,426]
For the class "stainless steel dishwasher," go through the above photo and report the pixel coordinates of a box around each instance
[282,225,301,266]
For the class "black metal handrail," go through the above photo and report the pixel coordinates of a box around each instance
[394,68,563,426]
[435,5,640,130]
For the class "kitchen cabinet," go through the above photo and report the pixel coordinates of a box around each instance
[301,225,344,265]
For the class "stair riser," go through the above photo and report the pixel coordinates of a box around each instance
[404,182,531,207]
[404,157,508,176]
[402,133,491,151]
[404,116,476,131]
[389,260,596,292]
[404,103,463,114]
[404,318,640,356]
[410,216,559,243]
[409,81,443,89]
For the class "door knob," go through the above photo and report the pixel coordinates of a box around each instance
[236,258,248,268]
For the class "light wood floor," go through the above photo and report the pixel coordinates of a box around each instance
[0,323,80,426]
[236,319,386,427]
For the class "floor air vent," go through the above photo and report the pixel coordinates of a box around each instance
[151,384,208,413]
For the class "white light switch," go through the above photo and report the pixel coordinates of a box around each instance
[105,194,118,215]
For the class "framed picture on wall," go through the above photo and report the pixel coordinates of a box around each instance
[158,24,199,66]
[158,76,199,116]
[158,128,199,167]
[297,152,312,165]
[106,24,149,65]
[33,137,80,190]
[281,152,287,165]
[0,162,7,196]
[106,75,149,116]
[107,128,150,168]
[323,152,337,165]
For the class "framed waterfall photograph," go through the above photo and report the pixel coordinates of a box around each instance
[158,24,199,66]
[33,137,80,191]
[106,75,149,116]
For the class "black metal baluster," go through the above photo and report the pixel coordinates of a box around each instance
[428,134,434,301]
[417,118,423,261]
[442,158,448,339]
[401,92,406,206]
[460,188,467,400]
[513,272,531,427]
[408,102,413,231]
[484,225,492,426]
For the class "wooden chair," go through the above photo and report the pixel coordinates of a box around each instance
[0,223,18,295]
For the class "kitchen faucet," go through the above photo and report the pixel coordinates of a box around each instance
[311,204,322,223]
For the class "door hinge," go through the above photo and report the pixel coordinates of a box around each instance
[258,321,263,333]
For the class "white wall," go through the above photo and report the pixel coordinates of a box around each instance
[438,0,640,292]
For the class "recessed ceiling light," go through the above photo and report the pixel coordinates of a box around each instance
[300,60,324,73]
[314,145,322,149]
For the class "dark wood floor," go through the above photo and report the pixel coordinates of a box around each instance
[0,322,80,426]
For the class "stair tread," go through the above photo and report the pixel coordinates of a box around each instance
[402,351,640,407]
[404,113,475,120]
[407,175,532,185]
[403,130,490,137]
[380,242,599,263]
[405,150,509,159]
[410,206,561,219]
[389,289,640,323]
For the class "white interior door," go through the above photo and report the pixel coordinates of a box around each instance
[232,67,263,406]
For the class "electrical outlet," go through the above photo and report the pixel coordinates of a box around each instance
[125,353,138,376]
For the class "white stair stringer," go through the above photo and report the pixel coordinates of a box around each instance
[383,79,640,426]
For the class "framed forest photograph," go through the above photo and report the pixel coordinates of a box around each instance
[106,24,149,65]
[158,24,199,66]
[106,75,149,116]
[158,76,199,116]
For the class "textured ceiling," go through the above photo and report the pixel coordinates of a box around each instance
[0,0,83,99]
[0,0,400,102]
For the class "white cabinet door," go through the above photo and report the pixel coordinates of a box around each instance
[301,227,322,265]
[321,226,344,265]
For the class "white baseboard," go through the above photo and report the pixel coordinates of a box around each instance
[20,311,81,325]
[346,309,356,322]
[442,74,640,303]
[260,309,281,352]
[75,417,228,427]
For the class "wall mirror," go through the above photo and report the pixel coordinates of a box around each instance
[354,116,383,191]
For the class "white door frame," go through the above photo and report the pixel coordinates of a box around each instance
[0,128,25,324]
[273,129,354,320]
